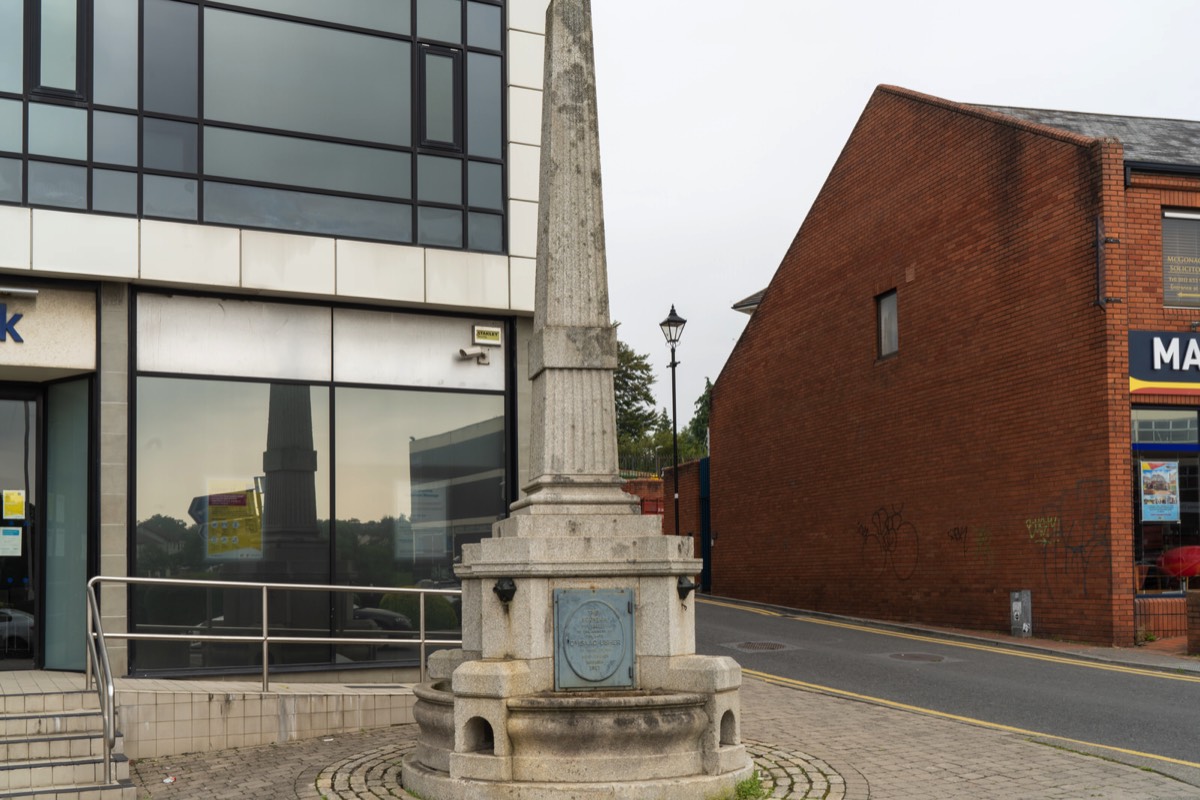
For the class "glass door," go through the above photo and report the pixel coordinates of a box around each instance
[43,378,90,670]
[0,391,37,669]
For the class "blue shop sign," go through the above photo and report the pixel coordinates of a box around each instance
[1130,331,1200,396]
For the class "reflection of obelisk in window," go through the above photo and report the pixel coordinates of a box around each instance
[260,383,324,641]
[262,383,320,557]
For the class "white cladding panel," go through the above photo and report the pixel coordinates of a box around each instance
[136,294,332,381]
[333,308,504,391]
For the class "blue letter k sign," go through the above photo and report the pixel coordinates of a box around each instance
[0,304,23,343]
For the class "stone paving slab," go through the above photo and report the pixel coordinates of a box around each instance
[129,677,1199,799]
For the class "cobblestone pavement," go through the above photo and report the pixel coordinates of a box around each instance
[130,676,1199,799]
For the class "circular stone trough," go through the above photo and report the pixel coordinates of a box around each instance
[505,690,709,782]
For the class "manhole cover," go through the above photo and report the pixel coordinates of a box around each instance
[890,653,944,663]
[737,642,787,651]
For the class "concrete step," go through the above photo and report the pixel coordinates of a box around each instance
[0,713,105,739]
[0,693,97,717]
[0,755,130,793]
[0,779,136,800]
[0,732,119,763]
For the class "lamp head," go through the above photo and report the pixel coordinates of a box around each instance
[660,305,686,347]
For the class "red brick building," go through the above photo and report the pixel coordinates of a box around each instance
[710,85,1200,645]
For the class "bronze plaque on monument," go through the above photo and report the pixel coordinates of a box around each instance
[553,588,635,690]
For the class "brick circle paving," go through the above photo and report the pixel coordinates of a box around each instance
[746,740,848,799]
[303,737,846,799]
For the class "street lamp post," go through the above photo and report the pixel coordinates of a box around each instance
[660,305,686,537]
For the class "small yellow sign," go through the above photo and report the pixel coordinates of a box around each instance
[473,325,503,346]
[206,490,263,560]
[3,490,25,520]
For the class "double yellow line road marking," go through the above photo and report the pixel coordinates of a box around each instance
[701,597,1200,770]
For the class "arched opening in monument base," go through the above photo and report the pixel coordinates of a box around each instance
[720,710,737,746]
[464,716,495,755]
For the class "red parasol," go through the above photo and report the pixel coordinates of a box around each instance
[1157,546,1200,579]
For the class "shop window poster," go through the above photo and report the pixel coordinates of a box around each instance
[1141,461,1180,523]
[2,489,24,520]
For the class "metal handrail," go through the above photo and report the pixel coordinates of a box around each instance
[84,583,116,784]
[84,575,463,780]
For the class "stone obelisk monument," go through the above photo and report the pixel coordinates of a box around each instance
[402,1,751,797]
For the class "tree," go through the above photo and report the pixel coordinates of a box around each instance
[683,377,713,451]
[614,340,712,472]
[614,338,658,444]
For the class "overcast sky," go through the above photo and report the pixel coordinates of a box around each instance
[590,0,1200,418]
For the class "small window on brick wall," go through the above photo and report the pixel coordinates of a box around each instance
[1163,211,1200,308]
[877,289,898,359]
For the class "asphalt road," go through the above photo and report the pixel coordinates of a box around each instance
[695,597,1200,786]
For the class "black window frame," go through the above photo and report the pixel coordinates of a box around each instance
[27,0,90,100]
[418,43,463,152]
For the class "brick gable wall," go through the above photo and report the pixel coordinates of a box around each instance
[711,86,1123,642]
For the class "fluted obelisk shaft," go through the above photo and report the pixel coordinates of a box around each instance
[512,0,635,515]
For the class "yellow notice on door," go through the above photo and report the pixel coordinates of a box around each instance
[2,490,25,520]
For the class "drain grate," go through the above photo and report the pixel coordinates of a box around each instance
[736,642,787,652]
[890,653,944,663]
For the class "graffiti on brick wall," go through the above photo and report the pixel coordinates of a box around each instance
[973,526,995,568]
[946,525,996,568]
[858,506,920,581]
[1025,479,1110,597]
[1025,516,1059,546]
[947,525,969,550]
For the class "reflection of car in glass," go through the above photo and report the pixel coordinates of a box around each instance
[352,607,412,632]
[0,608,34,653]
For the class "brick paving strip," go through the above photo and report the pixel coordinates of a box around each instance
[130,676,1200,800]
[131,728,832,799]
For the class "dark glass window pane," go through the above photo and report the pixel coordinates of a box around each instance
[39,0,78,91]
[134,377,331,671]
[205,128,411,199]
[144,118,198,172]
[144,0,198,117]
[333,387,503,659]
[28,103,87,160]
[418,0,461,43]
[418,207,462,248]
[423,50,459,145]
[467,53,501,158]
[0,0,23,93]
[28,161,86,209]
[217,0,411,35]
[93,0,139,108]
[205,11,410,146]
[467,161,502,210]
[466,2,501,50]
[144,174,198,220]
[93,169,137,214]
[877,290,898,357]
[205,181,413,242]
[93,111,138,166]
[0,158,21,203]
[418,155,461,204]
[468,212,502,252]
[0,99,21,153]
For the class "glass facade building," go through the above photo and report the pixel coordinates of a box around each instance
[0,0,505,250]
[0,0,542,677]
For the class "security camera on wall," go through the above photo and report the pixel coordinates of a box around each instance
[458,346,489,365]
